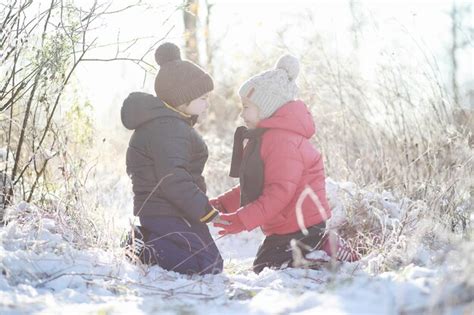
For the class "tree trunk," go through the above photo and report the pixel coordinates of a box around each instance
[450,2,459,106]
[183,0,200,64]
[349,0,360,50]
[204,0,213,76]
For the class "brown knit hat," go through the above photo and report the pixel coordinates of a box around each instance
[154,42,214,107]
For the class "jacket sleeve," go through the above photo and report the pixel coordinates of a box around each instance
[236,137,304,231]
[214,185,241,213]
[149,120,217,223]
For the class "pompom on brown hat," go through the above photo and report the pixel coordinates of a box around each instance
[154,42,214,107]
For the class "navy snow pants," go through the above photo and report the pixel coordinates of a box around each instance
[139,216,223,275]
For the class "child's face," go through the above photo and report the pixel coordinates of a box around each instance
[240,97,260,129]
[183,93,210,118]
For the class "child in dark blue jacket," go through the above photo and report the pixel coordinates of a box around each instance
[121,43,222,275]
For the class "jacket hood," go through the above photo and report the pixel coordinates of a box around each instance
[257,100,316,138]
[121,92,188,130]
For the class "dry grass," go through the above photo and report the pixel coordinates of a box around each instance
[3,16,471,289]
[202,36,473,237]
[196,35,473,278]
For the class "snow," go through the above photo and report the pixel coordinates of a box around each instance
[0,180,472,315]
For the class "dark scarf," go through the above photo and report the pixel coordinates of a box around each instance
[229,126,267,206]
[189,115,198,126]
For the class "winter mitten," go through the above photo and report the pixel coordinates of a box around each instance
[213,212,245,235]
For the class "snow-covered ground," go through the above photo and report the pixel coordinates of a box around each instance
[0,178,472,315]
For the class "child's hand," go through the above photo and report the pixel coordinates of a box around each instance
[211,214,229,225]
[209,198,226,213]
[213,213,245,235]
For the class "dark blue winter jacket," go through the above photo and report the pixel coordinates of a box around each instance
[121,92,217,223]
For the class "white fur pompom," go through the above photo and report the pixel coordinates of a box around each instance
[275,54,300,81]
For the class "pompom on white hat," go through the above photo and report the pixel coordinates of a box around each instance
[239,54,300,119]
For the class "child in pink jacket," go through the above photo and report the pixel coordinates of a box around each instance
[212,55,358,273]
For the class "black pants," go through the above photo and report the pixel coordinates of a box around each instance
[253,222,326,274]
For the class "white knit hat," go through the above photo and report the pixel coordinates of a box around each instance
[239,54,300,119]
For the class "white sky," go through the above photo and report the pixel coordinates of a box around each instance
[72,0,473,122]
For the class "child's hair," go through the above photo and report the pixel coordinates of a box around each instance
[238,54,300,119]
[154,42,214,108]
